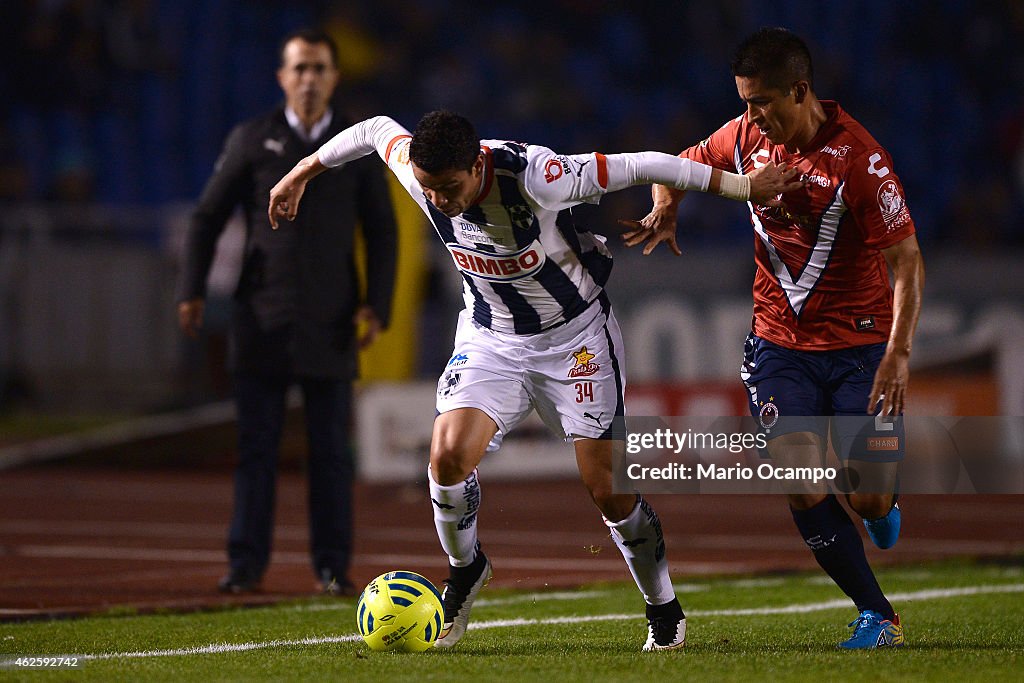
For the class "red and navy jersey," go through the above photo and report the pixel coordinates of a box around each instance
[681,101,916,350]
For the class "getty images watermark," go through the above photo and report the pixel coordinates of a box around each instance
[611,416,1024,495]
[622,430,839,483]
[626,428,835,486]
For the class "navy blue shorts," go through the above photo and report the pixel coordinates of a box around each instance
[740,333,904,462]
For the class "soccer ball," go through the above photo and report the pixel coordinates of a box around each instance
[356,571,444,652]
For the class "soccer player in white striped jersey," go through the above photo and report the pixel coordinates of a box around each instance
[269,110,801,650]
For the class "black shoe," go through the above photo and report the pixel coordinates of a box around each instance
[217,570,261,594]
[318,569,357,597]
[643,598,686,651]
[434,548,493,648]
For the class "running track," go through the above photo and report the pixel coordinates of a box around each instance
[1,466,1022,619]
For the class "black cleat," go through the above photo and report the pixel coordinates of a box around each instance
[434,548,493,648]
[643,598,686,651]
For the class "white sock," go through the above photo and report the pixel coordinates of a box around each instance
[605,497,675,605]
[427,466,481,567]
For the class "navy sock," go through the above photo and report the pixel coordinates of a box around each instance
[791,495,895,620]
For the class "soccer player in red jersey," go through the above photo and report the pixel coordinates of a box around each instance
[624,27,924,649]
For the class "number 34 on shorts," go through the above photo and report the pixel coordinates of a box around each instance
[435,306,625,443]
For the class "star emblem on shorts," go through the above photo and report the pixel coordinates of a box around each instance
[572,347,596,365]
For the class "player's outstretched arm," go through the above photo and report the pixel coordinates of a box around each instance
[605,154,801,203]
[868,233,925,416]
[619,184,687,256]
[268,153,326,229]
[617,160,801,255]
[269,116,415,229]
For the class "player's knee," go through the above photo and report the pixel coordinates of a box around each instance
[429,445,474,486]
[588,485,634,521]
[586,479,613,508]
[848,493,893,520]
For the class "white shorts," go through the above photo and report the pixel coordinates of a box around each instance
[436,295,626,450]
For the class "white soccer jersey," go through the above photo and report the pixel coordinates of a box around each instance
[319,117,664,333]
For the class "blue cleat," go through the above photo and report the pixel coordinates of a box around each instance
[863,502,901,549]
[839,610,904,649]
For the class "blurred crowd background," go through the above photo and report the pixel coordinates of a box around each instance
[0,0,1022,423]
[3,0,1022,243]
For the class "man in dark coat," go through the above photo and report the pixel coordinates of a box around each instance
[176,28,397,595]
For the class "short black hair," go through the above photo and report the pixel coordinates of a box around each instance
[409,111,480,174]
[730,27,813,92]
[279,28,338,68]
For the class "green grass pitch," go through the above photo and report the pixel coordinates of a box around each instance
[1,559,1021,681]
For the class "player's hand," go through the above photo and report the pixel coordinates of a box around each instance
[618,204,682,256]
[868,348,910,416]
[268,171,308,229]
[747,161,805,205]
[177,298,205,339]
[354,305,383,349]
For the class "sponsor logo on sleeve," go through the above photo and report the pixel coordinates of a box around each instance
[446,241,546,281]
[543,155,573,183]
[877,179,911,232]
[544,157,564,183]
[867,152,890,178]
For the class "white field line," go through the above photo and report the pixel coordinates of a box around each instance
[1,583,1019,666]
[297,590,611,613]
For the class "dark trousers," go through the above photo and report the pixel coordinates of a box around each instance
[228,373,354,580]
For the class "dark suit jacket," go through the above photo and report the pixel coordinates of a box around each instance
[177,106,397,379]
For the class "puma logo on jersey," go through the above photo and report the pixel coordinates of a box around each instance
[583,411,604,426]
[263,138,286,155]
